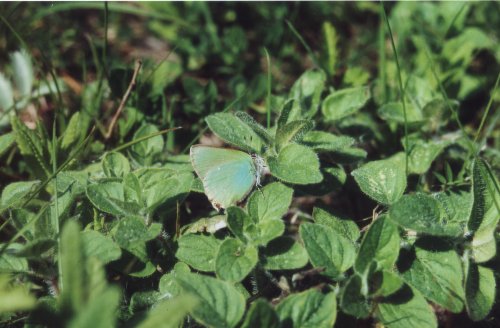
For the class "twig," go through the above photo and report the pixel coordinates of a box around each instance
[104,59,142,139]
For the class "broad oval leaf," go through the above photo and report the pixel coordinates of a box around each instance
[301,131,355,153]
[289,69,326,119]
[389,193,466,237]
[81,230,121,264]
[352,153,406,205]
[205,112,267,154]
[113,217,160,262]
[136,294,198,328]
[129,124,164,166]
[86,181,141,217]
[275,120,314,151]
[215,238,258,282]
[465,262,495,321]
[176,273,245,328]
[0,132,15,157]
[268,144,322,185]
[355,215,400,275]
[102,152,130,178]
[376,280,437,328]
[300,222,356,279]
[313,207,360,243]
[321,86,370,121]
[377,102,423,124]
[468,159,500,263]
[1,180,40,209]
[261,236,309,271]
[398,238,464,313]
[276,289,337,328]
[241,299,280,328]
[176,234,221,272]
[407,140,447,175]
[340,274,370,319]
[247,182,293,222]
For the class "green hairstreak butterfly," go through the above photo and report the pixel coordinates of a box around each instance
[190,145,265,210]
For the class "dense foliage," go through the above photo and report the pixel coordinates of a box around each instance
[1,2,500,327]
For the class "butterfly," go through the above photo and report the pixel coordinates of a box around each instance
[190,145,265,211]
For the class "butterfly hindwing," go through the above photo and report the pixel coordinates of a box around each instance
[190,145,257,209]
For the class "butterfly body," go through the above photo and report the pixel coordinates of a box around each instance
[190,145,264,210]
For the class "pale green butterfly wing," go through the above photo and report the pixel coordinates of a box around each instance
[190,145,257,210]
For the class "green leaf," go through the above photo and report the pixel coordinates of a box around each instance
[389,193,466,237]
[376,281,437,328]
[234,111,273,145]
[135,168,193,214]
[226,207,284,247]
[313,207,360,243]
[129,290,161,314]
[113,217,159,262]
[86,181,141,217]
[136,294,198,328]
[60,220,84,314]
[301,131,355,153]
[328,146,367,165]
[432,188,471,231]
[468,159,500,263]
[354,215,400,275]
[465,262,495,321]
[11,115,50,178]
[377,102,423,124]
[321,86,370,121]
[295,166,347,196]
[276,289,337,328]
[422,99,454,131]
[300,222,356,279]
[15,238,55,258]
[129,124,164,165]
[102,152,130,178]
[241,299,280,328]
[442,28,493,66]
[0,244,28,272]
[228,183,291,246]
[216,238,258,282]
[81,230,121,264]
[340,274,370,318]
[407,140,447,175]
[289,69,326,119]
[0,275,36,313]
[370,270,405,298]
[398,238,464,313]
[205,112,267,154]
[176,234,221,272]
[149,60,182,97]
[159,263,191,300]
[275,120,314,151]
[0,132,15,157]
[60,112,83,152]
[1,180,39,210]
[276,98,295,127]
[352,153,406,205]
[268,143,322,185]
[247,182,293,222]
[226,206,252,243]
[176,273,245,328]
[321,21,338,77]
[261,236,309,271]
